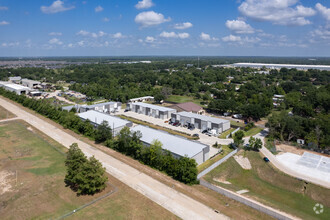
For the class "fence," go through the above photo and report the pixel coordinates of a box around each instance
[226,127,240,139]
[197,149,238,179]
[200,180,294,220]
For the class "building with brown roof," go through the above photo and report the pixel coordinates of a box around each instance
[171,102,205,115]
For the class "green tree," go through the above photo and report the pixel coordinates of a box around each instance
[74,156,108,195]
[95,120,112,143]
[64,143,87,187]
[248,137,263,151]
[233,130,244,148]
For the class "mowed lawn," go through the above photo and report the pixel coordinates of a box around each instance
[204,150,330,220]
[0,121,178,220]
[0,105,15,120]
[166,95,204,106]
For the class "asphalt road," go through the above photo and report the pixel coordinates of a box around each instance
[0,96,228,220]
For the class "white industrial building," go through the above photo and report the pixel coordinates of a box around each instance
[129,96,154,103]
[21,78,41,89]
[80,101,122,113]
[171,112,230,134]
[78,110,132,136]
[9,76,21,83]
[131,125,209,165]
[221,63,330,71]
[127,102,176,119]
[0,81,31,95]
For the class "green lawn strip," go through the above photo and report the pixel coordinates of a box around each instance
[204,151,330,220]
[118,115,197,140]
[197,145,231,173]
[230,120,245,128]
[166,95,203,106]
[0,105,15,119]
[219,128,235,139]
[244,127,263,137]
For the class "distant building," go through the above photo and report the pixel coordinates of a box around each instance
[186,64,194,68]
[273,94,285,107]
[171,111,230,134]
[171,102,205,115]
[229,63,330,71]
[21,79,41,89]
[129,96,154,103]
[131,125,209,165]
[127,102,177,119]
[0,81,31,95]
[78,110,132,136]
[8,76,21,83]
[80,101,122,113]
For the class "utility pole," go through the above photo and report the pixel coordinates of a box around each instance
[198,56,200,68]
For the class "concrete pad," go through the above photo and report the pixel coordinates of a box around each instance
[236,189,249,194]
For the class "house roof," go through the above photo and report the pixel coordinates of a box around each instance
[78,110,130,129]
[174,102,202,112]
[131,125,209,158]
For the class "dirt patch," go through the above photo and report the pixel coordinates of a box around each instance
[0,170,15,195]
[276,143,330,157]
[27,126,33,132]
[213,177,231,185]
[234,155,252,169]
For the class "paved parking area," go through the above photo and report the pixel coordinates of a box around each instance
[115,110,233,157]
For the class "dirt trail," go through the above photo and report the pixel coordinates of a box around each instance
[0,96,228,220]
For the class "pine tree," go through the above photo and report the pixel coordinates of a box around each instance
[65,143,87,188]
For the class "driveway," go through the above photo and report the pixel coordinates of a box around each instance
[0,96,228,220]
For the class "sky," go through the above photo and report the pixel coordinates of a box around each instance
[0,0,330,57]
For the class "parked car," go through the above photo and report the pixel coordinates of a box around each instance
[164,120,169,123]
[201,130,208,134]
[173,122,179,126]
[192,133,199,138]
[124,109,129,112]
[232,114,242,119]
[263,157,270,162]
[223,112,231,116]
[175,122,181,127]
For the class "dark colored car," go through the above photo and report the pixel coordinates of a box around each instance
[192,133,199,138]
[173,122,179,126]
[202,130,208,134]
[263,157,270,162]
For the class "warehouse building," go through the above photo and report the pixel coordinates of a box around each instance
[78,110,132,136]
[171,111,230,134]
[129,96,154,103]
[21,79,41,89]
[127,102,176,119]
[131,125,209,165]
[9,76,21,83]
[80,101,122,113]
[0,81,31,95]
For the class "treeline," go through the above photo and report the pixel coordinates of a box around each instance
[0,88,198,184]
[105,128,198,184]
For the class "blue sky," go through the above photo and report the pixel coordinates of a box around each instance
[0,0,330,56]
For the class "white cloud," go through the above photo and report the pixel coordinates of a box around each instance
[76,30,107,38]
[68,43,74,48]
[1,42,19,47]
[112,32,125,38]
[95,6,103,13]
[159,31,190,39]
[41,0,75,14]
[135,0,154,10]
[310,25,330,41]
[135,11,170,27]
[0,6,8,11]
[222,35,241,42]
[49,32,62,36]
[238,0,316,26]
[145,36,155,43]
[78,41,84,46]
[103,17,110,22]
[316,3,330,21]
[174,22,193,30]
[77,30,90,36]
[200,32,218,41]
[0,21,9,26]
[225,19,254,34]
[49,38,63,45]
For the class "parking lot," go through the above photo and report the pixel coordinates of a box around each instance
[115,109,233,157]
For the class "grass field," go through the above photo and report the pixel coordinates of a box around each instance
[0,120,178,219]
[219,128,235,139]
[230,120,245,128]
[197,145,231,173]
[203,150,330,220]
[0,105,15,120]
[166,95,204,106]
[244,127,263,137]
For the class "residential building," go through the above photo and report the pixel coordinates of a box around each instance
[131,125,209,165]
[171,111,230,134]
[129,96,154,103]
[78,110,132,136]
[127,102,177,119]
[171,102,205,115]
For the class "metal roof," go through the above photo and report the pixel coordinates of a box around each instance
[131,102,176,112]
[131,125,208,158]
[129,96,154,101]
[84,101,119,109]
[231,63,330,71]
[78,110,130,129]
[176,111,229,124]
[0,82,30,91]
